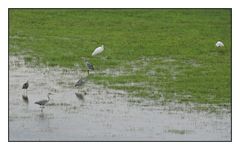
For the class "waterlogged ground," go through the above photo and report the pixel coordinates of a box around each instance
[9,56,231,141]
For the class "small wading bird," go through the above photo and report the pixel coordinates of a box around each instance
[35,93,53,109]
[84,59,94,75]
[92,45,104,56]
[75,77,88,93]
[216,41,224,47]
[22,81,29,95]
[75,77,88,88]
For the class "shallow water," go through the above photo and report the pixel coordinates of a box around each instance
[9,56,231,141]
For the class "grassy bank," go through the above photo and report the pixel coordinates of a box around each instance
[9,9,231,105]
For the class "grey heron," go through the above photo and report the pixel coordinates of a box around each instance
[92,45,104,56]
[22,81,29,95]
[35,93,53,108]
[75,77,88,93]
[83,59,94,75]
[75,77,88,87]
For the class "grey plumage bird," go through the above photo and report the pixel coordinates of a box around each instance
[22,81,29,95]
[22,81,29,89]
[75,77,88,93]
[75,77,88,87]
[86,61,94,70]
[83,58,94,75]
[35,93,53,107]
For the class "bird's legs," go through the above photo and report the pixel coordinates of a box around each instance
[23,89,27,96]
[87,69,89,75]
[40,106,45,112]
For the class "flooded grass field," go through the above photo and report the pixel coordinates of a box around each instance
[8,9,231,141]
[9,9,231,104]
[9,56,231,141]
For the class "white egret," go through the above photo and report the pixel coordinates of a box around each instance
[216,41,224,47]
[92,45,104,56]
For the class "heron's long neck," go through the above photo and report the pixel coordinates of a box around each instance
[47,95,51,101]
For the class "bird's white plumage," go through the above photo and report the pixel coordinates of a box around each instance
[92,45,104,56]
[216,41,224,47]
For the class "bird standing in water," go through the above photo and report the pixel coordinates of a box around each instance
[75,77,88,93]
[22,81,29,95]
[75,77,87,87]
[83,59,94,75]
[35,93,54,109]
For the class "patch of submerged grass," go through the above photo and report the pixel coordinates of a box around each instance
[9,9,231,105]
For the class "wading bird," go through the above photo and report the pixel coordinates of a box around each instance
[84,59,94,75]
[75,77,88,93]
[216,41,224,47]
[75,77,88,87]
[92,45,104,56]
[22,81,29,95]
[35,93,53,108]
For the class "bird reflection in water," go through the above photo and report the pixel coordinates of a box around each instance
[35,112,53,133]
[38,111,45,119]
[22,94,29,104]
[75,92,84,100]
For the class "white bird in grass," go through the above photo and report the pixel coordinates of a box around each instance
[92,45,104,56]
[216,41,224,47]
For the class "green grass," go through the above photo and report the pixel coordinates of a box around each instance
[9,9,231,105]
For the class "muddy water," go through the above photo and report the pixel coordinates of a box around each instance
[9,56,231,141]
